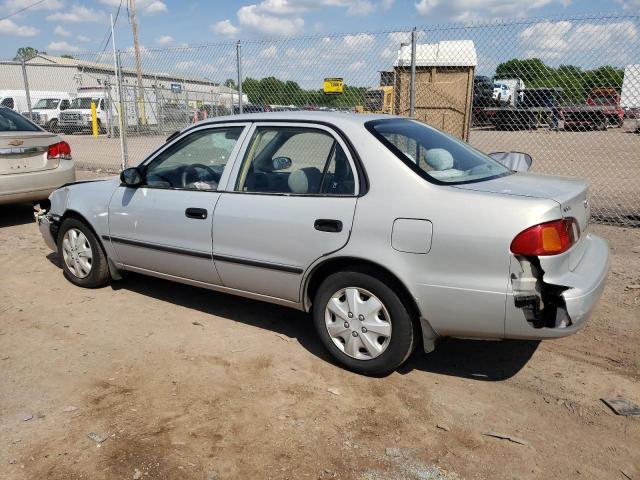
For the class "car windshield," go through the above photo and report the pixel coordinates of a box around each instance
[0,108,40,132]
[33,98,60,109]
[70,97,99,109]
[366,119,511,184]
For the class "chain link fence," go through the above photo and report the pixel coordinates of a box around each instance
[1,14,639,225]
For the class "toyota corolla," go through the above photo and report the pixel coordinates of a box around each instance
[35,112,609,375]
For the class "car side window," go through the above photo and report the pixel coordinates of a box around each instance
[144,127,243,191]
[235,126,355,195]
[60,100,70,110]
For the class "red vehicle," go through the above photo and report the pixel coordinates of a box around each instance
[562,88,625,130]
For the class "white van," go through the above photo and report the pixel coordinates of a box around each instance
[0,90,72,116]
[59,92,110,133]
[59,86,158,134]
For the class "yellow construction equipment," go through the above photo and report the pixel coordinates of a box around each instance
[358,86,394,114]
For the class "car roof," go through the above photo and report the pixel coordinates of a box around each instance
[196,111,392,130]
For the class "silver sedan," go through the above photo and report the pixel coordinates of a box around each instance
[0,107,75,205]
[36,112,609,375]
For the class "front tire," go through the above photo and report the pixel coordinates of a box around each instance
[312,270,416,376]
[47,118,58,133]
[57,218,110,288]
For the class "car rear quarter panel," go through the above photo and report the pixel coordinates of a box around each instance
[325,127,563,338]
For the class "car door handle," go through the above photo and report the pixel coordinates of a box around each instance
[185,208,208,219]
[314,219,343,233]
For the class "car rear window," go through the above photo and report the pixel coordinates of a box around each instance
[366,118,510,185]
[0,108,40,132]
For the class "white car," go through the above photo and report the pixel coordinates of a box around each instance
[0,107,75,205]
[493,83,512,103]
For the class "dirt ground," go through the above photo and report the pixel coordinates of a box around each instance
[0,181,639,479]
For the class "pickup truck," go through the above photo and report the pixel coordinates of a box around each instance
[561,88,625,130]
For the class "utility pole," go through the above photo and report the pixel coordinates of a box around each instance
[129,0,146,126]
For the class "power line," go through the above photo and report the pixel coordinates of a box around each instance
[95,0,123,62]
[0,0,47,21]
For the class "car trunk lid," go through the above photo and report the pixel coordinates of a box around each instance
[454,173,590,270]
[0,131,59,175]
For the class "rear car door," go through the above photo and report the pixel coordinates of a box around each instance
[107,123,250,284]
[212,122,360,302]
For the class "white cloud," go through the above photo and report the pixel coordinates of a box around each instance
[348,60,365,71]
[343,33,375,49]
[616,0,640,10]
[77,34,90,42]
[47,40,82,53]
[237,4,304,35]
[54,25,71,36]
[47,5,104,22]
[3,0,62,11]
[211,19,239,36]
[98,0,167,15]
[415,0,554,21]
[519,20,638,63]
[143,1,167,14]
[381,0,394,8]
[0,18,38,36]
[156,35,174,45]
[260,45,278,57]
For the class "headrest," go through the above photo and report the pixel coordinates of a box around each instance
[425,148,454,171]
[288,167,322,194]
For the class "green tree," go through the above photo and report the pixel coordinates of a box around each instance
[60,54,76,59]
[13,46,45,61]
[223,78,237,89]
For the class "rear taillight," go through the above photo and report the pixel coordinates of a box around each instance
[511,218,579,256]
[47,141,72,160]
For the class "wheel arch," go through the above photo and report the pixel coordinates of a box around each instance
[303,256,437,352]
[304,256,420,319]
[57,209,122,280]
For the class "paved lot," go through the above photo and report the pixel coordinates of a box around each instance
[62,120,640,224]
[0,190,639,479]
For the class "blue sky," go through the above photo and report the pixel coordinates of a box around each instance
[0,0,637,57]
[1,0,639,87]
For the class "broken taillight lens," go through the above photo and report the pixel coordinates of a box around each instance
[511,218,579,256]
[47,141,72,160]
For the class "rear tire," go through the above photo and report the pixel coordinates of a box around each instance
[312,270,416,376]
[57,218,111,288]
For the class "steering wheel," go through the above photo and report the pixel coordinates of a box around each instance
[181,163,220,188]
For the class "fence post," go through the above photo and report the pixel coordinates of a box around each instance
[116,50,129,169]
[236,40,243,114]
[409,27,417,118]
[20,58,33,120]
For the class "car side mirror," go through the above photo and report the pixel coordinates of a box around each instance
[272,156,292,171]
[120,167,144,187]
[488,151,533,173]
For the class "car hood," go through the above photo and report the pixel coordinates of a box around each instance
[454,172,590,231]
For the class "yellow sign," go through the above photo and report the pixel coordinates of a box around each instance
[323,78,344,95]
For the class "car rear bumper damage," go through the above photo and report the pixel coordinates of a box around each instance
[506,233,609,339]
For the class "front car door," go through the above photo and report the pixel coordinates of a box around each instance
[107,123,249,284]
[211,122,360,302]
